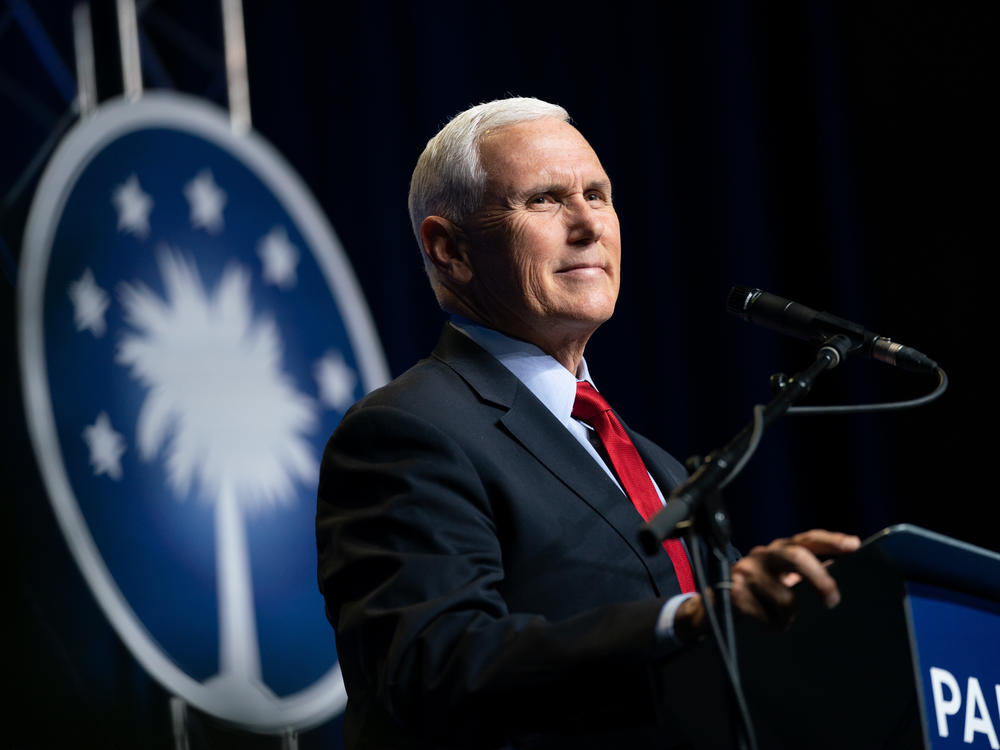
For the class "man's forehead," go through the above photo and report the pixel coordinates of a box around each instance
[482,118,589,156]
[479,118,608,184]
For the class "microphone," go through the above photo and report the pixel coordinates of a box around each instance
[726,286,939,373]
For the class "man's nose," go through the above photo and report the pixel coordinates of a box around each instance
[565,196,605,245]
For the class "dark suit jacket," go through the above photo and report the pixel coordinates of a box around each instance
[317,324,705,749]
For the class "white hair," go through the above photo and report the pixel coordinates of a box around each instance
[407,97,570,245]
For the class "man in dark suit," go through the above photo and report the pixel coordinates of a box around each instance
[316,97,860,748]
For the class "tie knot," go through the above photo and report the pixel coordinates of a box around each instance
[572,381,612,422]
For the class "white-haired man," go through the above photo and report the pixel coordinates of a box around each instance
[317,97,859,749]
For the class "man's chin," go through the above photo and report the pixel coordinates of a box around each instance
[547,308,616,337]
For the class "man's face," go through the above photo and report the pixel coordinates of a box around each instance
[460,118,621,350]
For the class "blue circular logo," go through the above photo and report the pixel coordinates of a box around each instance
[18,92,388,730]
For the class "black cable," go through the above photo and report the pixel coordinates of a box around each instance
[687,530,758,750]
[787,368,948,415]
[719,404,765,490]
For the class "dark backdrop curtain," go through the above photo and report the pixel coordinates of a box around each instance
[232,0,988,551]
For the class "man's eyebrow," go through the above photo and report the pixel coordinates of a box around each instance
[586,178,613,193]
[513,181,569,198]
[513,177,613,199]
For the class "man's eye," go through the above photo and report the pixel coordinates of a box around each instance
[528,195,552,206]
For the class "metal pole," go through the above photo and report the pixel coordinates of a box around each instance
[169,696,191,750]
[71,3,97,116]
[281,729,300,750]
[221,0,251,133]
[115,0,143,100]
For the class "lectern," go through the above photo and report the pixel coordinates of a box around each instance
[658,525,1000,749]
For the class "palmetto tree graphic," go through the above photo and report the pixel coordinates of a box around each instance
[117,249,318,706]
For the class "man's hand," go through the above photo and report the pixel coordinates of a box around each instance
[673,529,861,644]
[731,529,860,623]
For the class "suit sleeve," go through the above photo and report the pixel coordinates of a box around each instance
[316,402,676,746]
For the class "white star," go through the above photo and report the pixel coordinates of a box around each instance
[257,226,300,289]
[68,268,110,337]
[183,169,227,233]
[314,350,358,411]
[83,412,127,480]
[111,174,153,239]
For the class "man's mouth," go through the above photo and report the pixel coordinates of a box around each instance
[557,262,605,275]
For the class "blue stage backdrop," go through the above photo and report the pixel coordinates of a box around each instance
[19,89,389,738]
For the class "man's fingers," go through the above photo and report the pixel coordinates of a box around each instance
[727,529,861,627]
[733,564,795,608]
[731,563,796,627]
[788,529,861,556]
[737,531,858,614]
[780,571,802,587]
[772,542,840,606]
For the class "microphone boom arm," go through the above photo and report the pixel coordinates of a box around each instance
[639,335,852,554]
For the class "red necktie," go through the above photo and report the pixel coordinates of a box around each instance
[572,381,695,594]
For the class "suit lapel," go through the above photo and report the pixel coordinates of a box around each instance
[631,429,689,495]
[432,325,681,597]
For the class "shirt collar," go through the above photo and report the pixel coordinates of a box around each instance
[449,317,594,426]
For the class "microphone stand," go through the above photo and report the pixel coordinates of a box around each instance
[640,334,854,750]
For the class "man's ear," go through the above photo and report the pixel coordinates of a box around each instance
[420,216,474,284]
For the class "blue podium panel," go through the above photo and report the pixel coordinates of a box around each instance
[907,582,1000,749]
